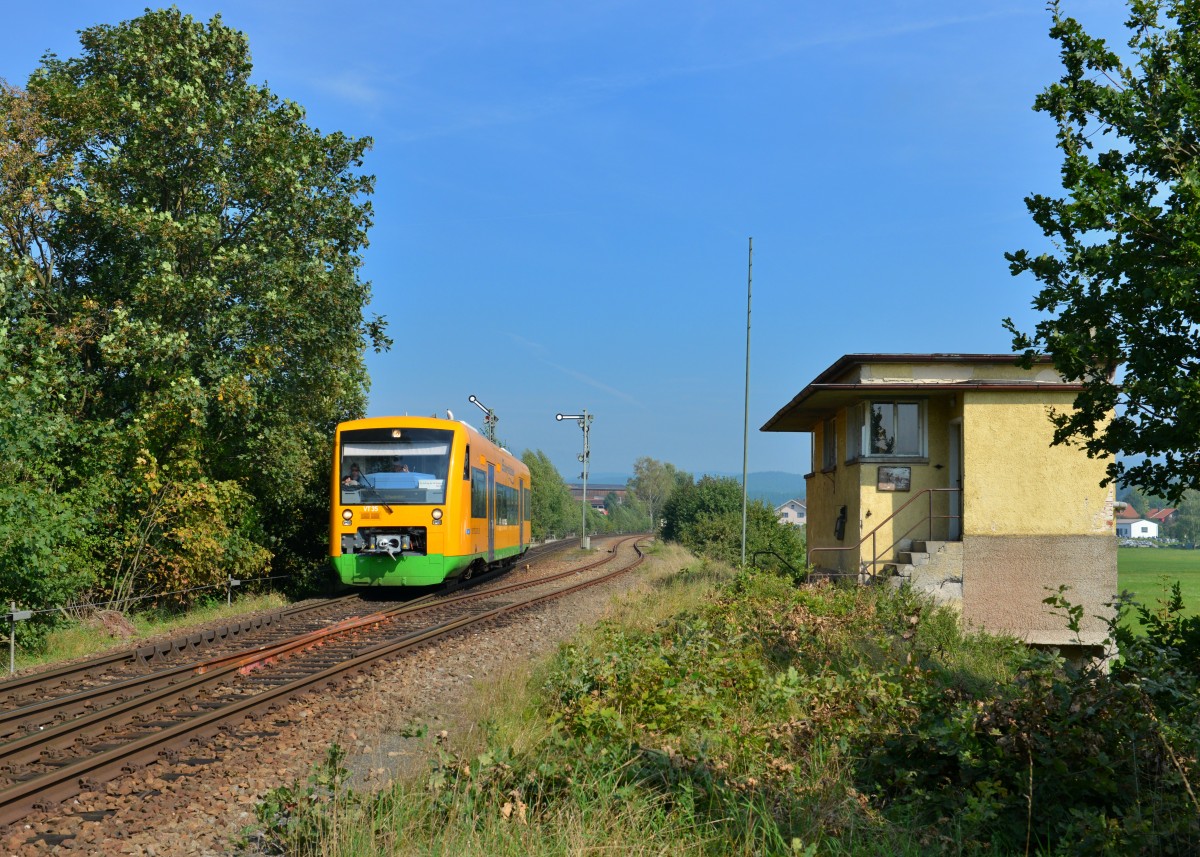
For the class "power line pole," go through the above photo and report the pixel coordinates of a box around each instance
[741,237,753,568]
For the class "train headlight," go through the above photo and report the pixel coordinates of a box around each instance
[342,509,353,521]
[432,508,443,524]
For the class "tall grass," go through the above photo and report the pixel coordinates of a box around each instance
[251,548,1199,856]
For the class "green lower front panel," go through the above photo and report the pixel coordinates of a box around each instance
[331,546,525,587]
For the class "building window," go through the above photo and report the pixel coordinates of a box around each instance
[852,401,924,459]
[821,417,837,471]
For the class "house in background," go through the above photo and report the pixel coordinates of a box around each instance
[776,498,807,527]
[761,353,1116,650]
[1146,507,1177,528]
[568,483,625,512]
[1116,519,1159,539]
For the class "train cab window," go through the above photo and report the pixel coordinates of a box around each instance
[339,427,453,505]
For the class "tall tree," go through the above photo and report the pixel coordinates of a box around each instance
[1,79,112,627]
[1006,0,1200,502]
[627,457,689,533]
[521,450,575,540]
[1,9,388,611]
[1166,492,1200,545]
[661,475,805,574]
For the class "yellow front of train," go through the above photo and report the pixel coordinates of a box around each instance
[330,416,531,586]
[330,417,466,586]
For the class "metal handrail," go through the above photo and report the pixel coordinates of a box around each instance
[750,549,807,583]
[809,488,960,579]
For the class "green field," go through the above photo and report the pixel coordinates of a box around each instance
[1118,546,1200,619]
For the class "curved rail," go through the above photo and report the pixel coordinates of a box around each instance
[0,536,648,826]
[0,540,576,710]
[0,595,364,705]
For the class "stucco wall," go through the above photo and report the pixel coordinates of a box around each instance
[807,411,861,573]
[959,390,1115,645]
[961,391,1114,536]
[962,535,1116,646]
[809,396,964,572]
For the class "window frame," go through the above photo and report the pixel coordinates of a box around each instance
[470,466,488,518]
[848,399,927,462]
[820,416,838,472]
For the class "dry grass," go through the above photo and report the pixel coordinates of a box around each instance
[13,592,289,673]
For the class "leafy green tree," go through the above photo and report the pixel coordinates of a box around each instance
[1006,0,1200,502]
[661,476,805,576]
[521,450,575,540]
[0,10,386,614]
[603,491,649,533]
[1164,491,1200,545]
[627,457,689,533]
[0,79,109,631]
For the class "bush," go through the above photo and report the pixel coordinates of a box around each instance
[253,564,1200,855]
[661,476,806,578]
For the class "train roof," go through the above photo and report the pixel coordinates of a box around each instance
[336,415,524,467]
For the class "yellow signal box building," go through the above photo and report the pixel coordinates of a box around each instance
[762,354,1116,650]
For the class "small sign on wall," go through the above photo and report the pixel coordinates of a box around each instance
[877,466,911,492]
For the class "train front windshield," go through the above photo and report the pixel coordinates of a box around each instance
[339,427,453,505]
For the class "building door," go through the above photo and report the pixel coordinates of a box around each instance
[948,418,963,540]
[487,463,496,562]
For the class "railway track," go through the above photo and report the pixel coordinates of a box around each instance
[0,537,573,715]
[0,536,645,828]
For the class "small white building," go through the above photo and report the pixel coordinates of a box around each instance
[776,498,807,527]
[1116,519,1159,539]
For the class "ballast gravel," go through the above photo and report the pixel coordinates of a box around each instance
[0,538,655,856]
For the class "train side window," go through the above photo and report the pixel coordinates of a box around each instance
[463,445,470,480]
[471,467,487,518]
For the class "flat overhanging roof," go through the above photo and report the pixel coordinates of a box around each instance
[760,353,1082,433]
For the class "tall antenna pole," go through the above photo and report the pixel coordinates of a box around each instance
[741,237,753,568]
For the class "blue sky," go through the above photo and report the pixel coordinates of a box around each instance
[1,1,1129,481]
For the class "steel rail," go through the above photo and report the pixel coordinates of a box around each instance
[0,538,647,826]
[0,538,629,737]
[0,539,574,707]
[0,595,365,705]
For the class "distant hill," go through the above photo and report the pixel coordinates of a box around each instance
[686,471,807,508]
[743,471,806,508]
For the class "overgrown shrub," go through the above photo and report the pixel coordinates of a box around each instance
[661,476,806,578]
[254,568,1200,855]
[861,588,1200,855]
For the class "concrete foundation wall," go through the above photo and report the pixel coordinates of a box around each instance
[962,534,1116,646]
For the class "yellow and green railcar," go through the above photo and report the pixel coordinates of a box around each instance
[330,416,531,586]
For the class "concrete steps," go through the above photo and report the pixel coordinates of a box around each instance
[884,540,964,606]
